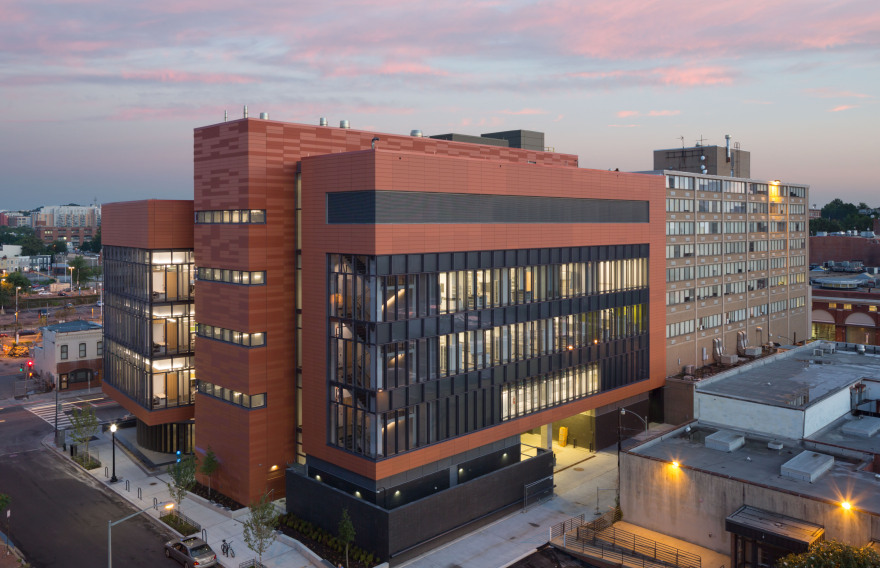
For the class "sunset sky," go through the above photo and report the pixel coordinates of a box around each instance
[1,0,878,210]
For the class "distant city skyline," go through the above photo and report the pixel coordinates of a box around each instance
[1,0,878,210]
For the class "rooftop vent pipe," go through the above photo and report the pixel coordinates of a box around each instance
[340,120,350,129]
[260,112,269,120]
[410,130,423,137]
[319,117,328,126]
[243,105,248,119]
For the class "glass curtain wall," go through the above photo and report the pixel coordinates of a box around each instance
[328,247,650,460]
[104,246,196,410]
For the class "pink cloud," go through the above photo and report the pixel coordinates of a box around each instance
[647,110,680,117]
[500,108,548,115]
[617,110,639,118]
[806,88,872,99]
[570,65,735,88]
[375,62,448,76]
[552,114,564,122]
[120,70,258,84]
[830,105,857,112]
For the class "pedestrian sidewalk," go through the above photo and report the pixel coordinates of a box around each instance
[43,428,324,568]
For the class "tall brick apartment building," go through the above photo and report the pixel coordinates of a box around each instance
[104,117,667,558]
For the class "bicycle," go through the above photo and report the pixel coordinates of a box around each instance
[220,538,235,558]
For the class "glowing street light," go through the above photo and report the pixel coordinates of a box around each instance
[108,502,174,568]
[841,501,852,511]
[109,424,118,483]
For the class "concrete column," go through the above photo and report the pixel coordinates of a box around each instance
[540,424,552,449]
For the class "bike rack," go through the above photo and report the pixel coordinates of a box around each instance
[125,479,130,492]
[105,466,109,478]
[138,487,143,500]
[201,528,207,542]
[153,497,158,509]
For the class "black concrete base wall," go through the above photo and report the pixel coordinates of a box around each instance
[286,450,554,560]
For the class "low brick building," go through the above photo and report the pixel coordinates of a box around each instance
[34,320,103,391]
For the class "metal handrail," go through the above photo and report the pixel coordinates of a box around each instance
[575,525,700,568]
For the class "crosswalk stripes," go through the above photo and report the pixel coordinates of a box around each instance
[27,401,73,429]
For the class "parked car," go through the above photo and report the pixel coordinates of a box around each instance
[19,329,37,336]
[38,309,50,317]
[38,291,51,296]
[58,292,67,296]
[66,303,74,308]
[164,537,217,567]
[96,300,103,307]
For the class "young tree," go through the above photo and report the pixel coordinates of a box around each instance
[69,405,99,465]
[338,508,356,568]
[166,455,197,513]
[67,256,92,288]
[779,539,880,567]
[0,493,9,515]
[242,493,278,564]
[199,447,220,500]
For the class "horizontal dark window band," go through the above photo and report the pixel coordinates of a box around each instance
[369,336,649,413]
[328,191,649,224]
[346,289,648,344]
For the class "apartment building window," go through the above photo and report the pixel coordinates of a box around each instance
[769,221,787,232]
[749,183,768,195]
[869,306,877,312]
[696,285,721,300]
[97,341,103,356]
[749,304,768,318]
[748,221,768,233]
[843,304,853,310]
[723,201,746,213]
[667,267,695,282]
[79,343,87,358]
[791,272,805,284]
[666,244,695,259]
[667,289,695,306]
[696,222,721,235]
[790,255,806,267]
[699,314,722,330]
[697,178,722,192]
[748,259,768,272]
[726,309,747,323]
[724,222,746,234]
[748,202,768,214]
[667,175,694,189]
[696,264,721,279]
[769,203,786,215]
[769,300,787,314]
[667,222,694,235]
[748,240,768,252]
[666,199,694,212]
[748,278,768,291]
[828,303,838,308]
[790,221,806,232]
[696,242,722,256]
[789,204,806,215]
[666,320,695,338]
[725,261,746,275]
[723,181,746,194]
[769,239,787,251]
[790,296,806,309]
[788,186,807,198]
[697,199,721,213]
[769,275,788,287]
[60,345,68,360]
[770,257,787,269]
[725,241,747,254]
[789,238,805,250]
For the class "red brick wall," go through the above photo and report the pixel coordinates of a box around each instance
[810,236,880,266]
[103,200,194,249]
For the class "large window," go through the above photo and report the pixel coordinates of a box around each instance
[328,246,650,459]
[60,345,68,360]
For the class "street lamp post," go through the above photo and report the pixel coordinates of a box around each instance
[15,286,21,334]
[620,408,648,439]
[109,424,118,483]
[69,266,74,294]
[108,502,173,568]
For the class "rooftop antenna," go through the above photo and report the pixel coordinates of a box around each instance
[243,105,248,119]
[696,135,706,147]
[224,109,228,122]
[678,135,685,148]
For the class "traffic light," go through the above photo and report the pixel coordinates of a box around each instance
[176,450,182,463]
[27,360,33,378]
[19,364,24,372]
